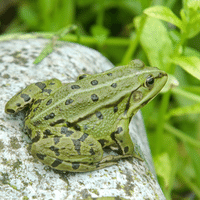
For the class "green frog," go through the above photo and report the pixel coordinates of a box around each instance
[5,59,167,172]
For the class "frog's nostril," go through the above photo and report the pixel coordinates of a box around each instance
[158,72,165,78]
[16,103,21,107]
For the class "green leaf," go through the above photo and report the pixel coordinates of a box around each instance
[166,103,200,119]
[185,144,200,187]
[19,4,38,28]
[34,25,77,64]
[91,25,110,44]
[184,47,200,58]
[172,87,200,103]
[139,17,173,71]
[144,6,183,29]
[164,123,200,149]
[187,13,200,38]
[188,0,200,11]
[171,56,200,80]
[154,153,171,188]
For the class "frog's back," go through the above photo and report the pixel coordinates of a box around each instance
[28,59,166,127]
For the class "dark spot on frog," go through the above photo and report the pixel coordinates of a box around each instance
[43,129,53,138]
[78,74,87,80]
[72,133,89,155]
[65,99,74,105]
[89,148,95,155]
[20,93,31,102]
[34,99,42,105]
[36,153,46,160]
[50,119,65,126]
[25,107,32,117]
[51,158,63,167]
[91,94,99,102]
[124,146,129,153]
[35,82,46,90]
[43,89,52,94]
[107,73,112,76]
[114,106,118,113]
[46,99,52,105]
[74,124,81,131]
[32,131,41,143]
[111,83,117,88]
[33,120,41,126]
[61,127,74,137]
[72,162,80,170]
[54,136,61,145]
[79,133,89,142]
[71,85,80,89]
[16,103,21,107]
[66,121,72,127]
[26,126,32,137]
[50,146,60,156]
[96,111,103,119]
[98,139,107,147]
[33,107,38,112]
[91,80,98,86]
[49,82,55,85]
[95,162,100,168]
[72,139,81,154]
[44,113,55,120]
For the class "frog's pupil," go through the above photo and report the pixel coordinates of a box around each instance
[146,76,154,86]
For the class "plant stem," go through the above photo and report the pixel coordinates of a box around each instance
[155,91,171,155]
[121,16,147,65]
[164,123,200,148]
[0,33,130,46]
[172,87,200,103]
[178,171,200,198]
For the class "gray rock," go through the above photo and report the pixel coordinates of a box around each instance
[0,38,166,200]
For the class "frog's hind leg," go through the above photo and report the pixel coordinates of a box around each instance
[5,78,62,114]
[30,127,111,172]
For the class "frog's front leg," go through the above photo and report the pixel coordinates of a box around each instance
[5,79,62,114]
[112,118,142,160]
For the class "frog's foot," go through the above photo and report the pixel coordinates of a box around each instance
[100,154,133,163]
[33,155,117,172]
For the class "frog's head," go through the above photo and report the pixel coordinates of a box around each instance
[123,59,168,117]
[5,91,31,114]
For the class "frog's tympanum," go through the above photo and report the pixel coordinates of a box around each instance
[5,59,167,172]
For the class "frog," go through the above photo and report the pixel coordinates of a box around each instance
[5,59,167,172]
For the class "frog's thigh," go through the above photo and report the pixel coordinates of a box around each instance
[31,130,104,171]
[22,78,62,99]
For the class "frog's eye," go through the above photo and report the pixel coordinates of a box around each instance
[144,75,154,88]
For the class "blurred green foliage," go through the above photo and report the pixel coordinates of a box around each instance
[1,0,200,199]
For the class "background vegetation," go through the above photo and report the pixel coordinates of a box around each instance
[0,0,200,199]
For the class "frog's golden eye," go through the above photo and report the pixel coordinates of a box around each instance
[145,75,154,88]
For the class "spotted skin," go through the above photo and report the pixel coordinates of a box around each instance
[5,59,167,172]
